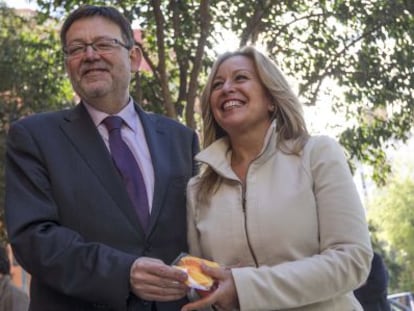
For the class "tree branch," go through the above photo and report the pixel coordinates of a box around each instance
[186,0,212,128]
[151,0,176,118]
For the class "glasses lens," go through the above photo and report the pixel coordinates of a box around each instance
[64,38,127,59]
[65,45,85,57]
[94,39,117,52]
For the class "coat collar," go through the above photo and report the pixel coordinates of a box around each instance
[196,120,278,179]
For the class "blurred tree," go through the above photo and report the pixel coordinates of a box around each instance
[34,0,414,184]
[368,222,404,294]
[367,173,414,292]
[0,3,73,244]
[220,0,414,184]
[1,0,413,245]
[36,0,212,129]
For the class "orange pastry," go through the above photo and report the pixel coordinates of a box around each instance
[174,255,219,290]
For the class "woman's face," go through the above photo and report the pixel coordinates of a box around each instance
[209,55,274,136]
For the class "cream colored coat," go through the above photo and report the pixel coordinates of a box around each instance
[187,123,373,311]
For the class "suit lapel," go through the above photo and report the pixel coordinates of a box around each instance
[60,104,144,236]
[136,105,171,236]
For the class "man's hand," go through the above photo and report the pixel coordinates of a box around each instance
[130,257,189,301]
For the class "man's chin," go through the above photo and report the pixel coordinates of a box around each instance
[79,84,110,99]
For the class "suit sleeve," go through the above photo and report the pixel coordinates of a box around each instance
[5,121,137,310]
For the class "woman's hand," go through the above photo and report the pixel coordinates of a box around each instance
[181,264,239,311]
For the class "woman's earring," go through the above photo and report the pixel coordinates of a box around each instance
[269,105,277,118]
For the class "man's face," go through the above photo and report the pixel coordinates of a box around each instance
[64,16,140,109]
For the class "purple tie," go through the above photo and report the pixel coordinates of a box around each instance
[103,116,150,231]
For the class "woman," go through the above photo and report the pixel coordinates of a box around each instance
[183,46,372,311]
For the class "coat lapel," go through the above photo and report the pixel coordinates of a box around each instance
[60,104,144,236]
[136,105,171,236]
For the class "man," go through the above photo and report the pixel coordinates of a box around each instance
[0,245,29,311]
[354,252,391,311]
[5,5,199,311]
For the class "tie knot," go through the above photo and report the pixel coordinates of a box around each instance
[103,116,123,132]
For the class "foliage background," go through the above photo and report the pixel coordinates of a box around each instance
[1,0,413,292]
[367,144,414,292]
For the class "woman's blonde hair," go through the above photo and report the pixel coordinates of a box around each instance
[197,46,309,203]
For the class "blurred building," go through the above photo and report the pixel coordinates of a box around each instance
[5,244,30,294]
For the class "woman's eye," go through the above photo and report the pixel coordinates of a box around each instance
[235,74,248,81]
[212,81,223,90]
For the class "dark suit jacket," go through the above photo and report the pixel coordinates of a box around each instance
[5,103,199,311]
[354,252,391,311]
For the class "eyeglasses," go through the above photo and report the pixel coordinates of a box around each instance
[63,37,131,59]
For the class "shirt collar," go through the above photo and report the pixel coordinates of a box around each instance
[83,98,138,132]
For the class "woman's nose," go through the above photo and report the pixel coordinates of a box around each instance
[222,80,234,93]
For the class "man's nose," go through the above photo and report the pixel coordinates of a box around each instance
[84,45,99,59]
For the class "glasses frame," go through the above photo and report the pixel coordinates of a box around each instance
[63,37,131,60]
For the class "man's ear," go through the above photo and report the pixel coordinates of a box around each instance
[130,46,142,72]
